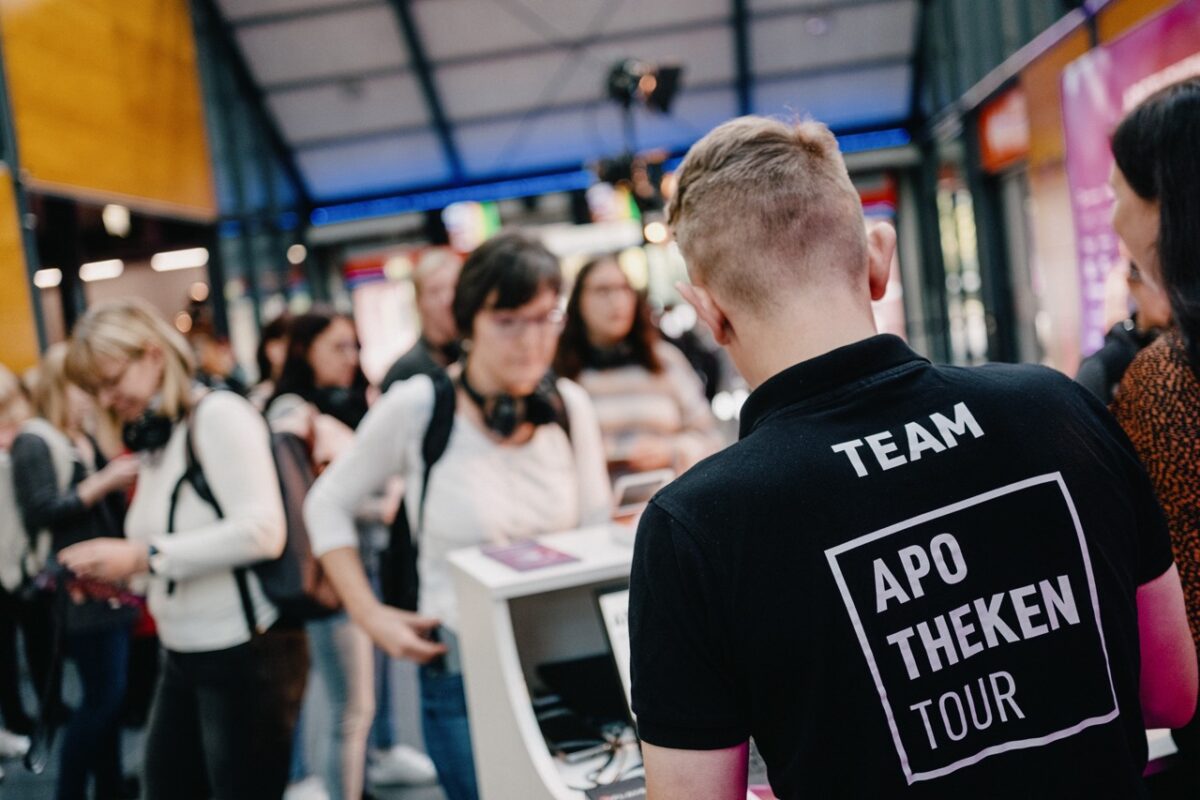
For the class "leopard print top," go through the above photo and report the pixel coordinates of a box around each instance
[1111,331,1200,646]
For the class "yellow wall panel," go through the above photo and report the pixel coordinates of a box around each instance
[0,164,38,371]
[1099,0,1182,42]
[0,0,217,220]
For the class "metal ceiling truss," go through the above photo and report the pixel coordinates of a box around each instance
[207,0,918,203]
[288,53,914,153]
[385,0,466,182]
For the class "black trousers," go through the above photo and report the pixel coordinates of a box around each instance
[0,587,58,733]
[142,626,308,800]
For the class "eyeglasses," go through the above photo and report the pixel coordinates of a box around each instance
[483,308,565,339]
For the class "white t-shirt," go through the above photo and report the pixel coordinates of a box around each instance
[125,391,286,652]
[305,374,612,631]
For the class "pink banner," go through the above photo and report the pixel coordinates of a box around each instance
[1061,0,1200,355]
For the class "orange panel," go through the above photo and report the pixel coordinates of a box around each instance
[1020,28,1090,171]
[0,0,216,220]
[1099,0,1182,42]
[0,164,39,371]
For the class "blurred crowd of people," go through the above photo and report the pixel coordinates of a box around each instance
[0,233,721,800]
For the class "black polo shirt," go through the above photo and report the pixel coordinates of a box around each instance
[629,335,1173,799]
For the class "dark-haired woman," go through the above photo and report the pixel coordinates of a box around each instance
[305,232,611,800]
[265,311,423,800]
[248,314,291,412]
[1108,77,1200,788]
[555,255,720,478]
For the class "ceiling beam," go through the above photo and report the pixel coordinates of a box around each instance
[385,0,464,183]
[732,0,752,116]
[908,0,929,127]
[193,0,313,207]
[289,53,914,153]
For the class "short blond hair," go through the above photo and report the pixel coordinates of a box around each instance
[0,364,31,428]
[66,298,196,423]
[668,116,867,311]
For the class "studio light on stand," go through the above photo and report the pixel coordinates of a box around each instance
[598,60,684,230]
[606,59,683,154]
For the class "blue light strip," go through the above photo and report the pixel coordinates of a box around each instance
[836,127,911,154]
[309,127,911,228]
[310,170,596,227]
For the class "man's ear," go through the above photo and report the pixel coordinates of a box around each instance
[865,222,898,302]
[676,281,734,346]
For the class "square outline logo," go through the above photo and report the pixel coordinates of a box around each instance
[824,472,1120,784]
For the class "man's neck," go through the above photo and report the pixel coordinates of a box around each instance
[732,299,879,388]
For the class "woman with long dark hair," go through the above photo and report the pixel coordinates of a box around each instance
[554,255,720,477]
[1108,77,1200,789]
[269,312,369,432]
[248,314,291,412]
[268,311,373,800]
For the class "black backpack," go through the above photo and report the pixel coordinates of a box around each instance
[381,370,570,610]
[169,394,341,631]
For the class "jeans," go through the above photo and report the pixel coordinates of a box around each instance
[293,613,374,800]
[370,639,394,750]
[56,624,131,800]
[143,627,308,800]
[419,664,478,800]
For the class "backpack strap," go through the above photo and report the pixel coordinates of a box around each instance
[169,392,260,636]
[417,369,457,534]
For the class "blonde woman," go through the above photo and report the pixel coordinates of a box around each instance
[58,299,307,800]
[11,344,138,800]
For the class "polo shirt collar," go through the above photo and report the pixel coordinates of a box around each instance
[739,334,926,438]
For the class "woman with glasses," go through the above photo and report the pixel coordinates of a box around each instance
[304,232,611,800]
[555,255,721,479]
[57,298,307,800]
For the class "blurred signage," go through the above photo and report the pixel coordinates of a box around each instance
[1061,0,1200,356]
[978,88,1030,174]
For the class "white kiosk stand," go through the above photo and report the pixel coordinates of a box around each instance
[448,525,638,800]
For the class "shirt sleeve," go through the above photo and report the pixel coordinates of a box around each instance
[304,376,426,557]
[630,500,748,749]
[1109,351,1188,585]
[151,392,287,580]
[658,342,723,472]
[10,432,86,545]
[558,379,612,527]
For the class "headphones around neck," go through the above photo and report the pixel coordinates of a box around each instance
[457,367,564,439]
[122,410,177,453]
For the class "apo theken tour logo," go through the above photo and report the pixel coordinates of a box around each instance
[825,472,1118,784]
